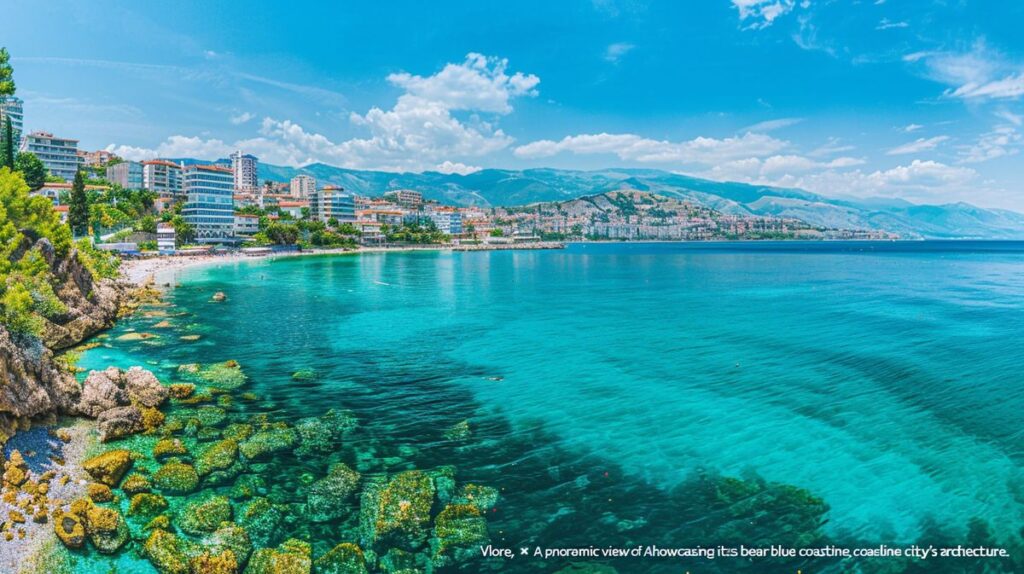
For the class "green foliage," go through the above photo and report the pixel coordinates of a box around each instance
[14,152,46,191]
[74,238,120,280]
[0,47,14,97]
[384,220,448,244]
[69,169,89,236]
[136,214,157,234]
[170,215,194,247]
[1,118,13,170]
[139,240,158,251]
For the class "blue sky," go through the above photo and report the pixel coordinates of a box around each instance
[6,0,1024,209]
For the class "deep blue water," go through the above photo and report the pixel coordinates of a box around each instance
[77,241,1024,572]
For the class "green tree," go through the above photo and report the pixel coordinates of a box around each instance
[68,169,89,237]
[14,152,45,191]
[170,214,194,247]
[0,48,14,97]
[0,118,12,170]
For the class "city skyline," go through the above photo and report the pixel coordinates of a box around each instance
[5,0,1024,209]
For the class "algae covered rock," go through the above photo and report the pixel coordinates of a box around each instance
[168,383,196,399]
[361,470,435,550]
[84,504,131,554]
[180,494,233,535]
[153,460,200,494]
[239,426,297,460]
[444,419,471,441]
[180,360,247,390]
[205,523,254,566]
[145,528,199,574]
[430,503,489,567]
[196,438,239,477]
[306,463,360,523]
[3,450,29,487]
[230,474,267,500]
[315,542,368,574]
[189,550,238,574]
[54,511,86,548]
[154,438,190,461]
[97,405,145,441]
[87,482,114,502]
[454,483,499,512]
[239,497,285,548]
[129,493,170,517]
[82,449,135,486]
[245,538,312,574]
[122,473,153,494]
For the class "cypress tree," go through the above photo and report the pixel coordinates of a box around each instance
[69,169,89,237]
[2,117,13,170]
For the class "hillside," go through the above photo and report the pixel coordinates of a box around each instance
[257,164,1024,239]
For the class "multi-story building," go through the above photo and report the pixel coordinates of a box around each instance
[310,185,355,223]
[20,131,80,181]
[79,149,118,167]
[157,222,176,253]
[183,164,236,243]
[106,161,144,189]
[278,200,309,219]
[230,151,259,193]
[290,175,316,199]
[426,209,463,235]
[0,96,24,148]
[142,160,184,208]
[383,189,423,208]
[233,214,260,238]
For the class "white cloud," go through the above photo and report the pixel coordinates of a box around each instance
[731,0,798,29]
[876,18,908,30]
[434,161,481,175]
[886,136,950,155]
[604,42,635,63]
[808,137,855,157]
[514,132,789,164]
[958,125,1021,164]
[742,117,803,133]
[106,53,538,172]
[907,41,1024,101]
[230,111,254,125]
[903,123,924,132]
[995,109,1023,126]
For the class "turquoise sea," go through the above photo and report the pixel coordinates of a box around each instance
[76,241,1024,573]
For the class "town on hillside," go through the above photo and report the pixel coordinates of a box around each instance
[1,100,893,255]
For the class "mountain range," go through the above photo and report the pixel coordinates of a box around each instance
[253,163,1024,239]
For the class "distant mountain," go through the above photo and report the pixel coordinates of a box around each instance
[256,163,1024,239]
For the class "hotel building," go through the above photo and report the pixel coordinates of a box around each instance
[142,160,184,208]
[106,160,144,190]
[310,185,356,223]
[21,131,80,181]
[230,151,259,193]
[290,175,316,199]
[183,164,236,243]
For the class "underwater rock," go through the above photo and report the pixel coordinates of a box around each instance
[82,449,135,486]
[291,369,317,381]
[245,538,312,574]
[196,439,239,477]
[145,528,199,574]
[430,466,457,506]
[122,473,152,494]
[361,470,435,550]
[54,511,86,548]
[378,547,426,573]
[239,497,285,549]
[84,503,131,554]
[181,361,247,390]
[205,524,254,566]
[124,365,169,407]
[294,418,334,455]
[87,482,114,502]
[2,450,29,487]
[180,494,233,535]
[212,292,227,302]
[454,483,499,513]
[444,419,471,441]
[154,438,190,461]
[204,461,246,487]
[141,405,167,431]
[195,405,228,428]
[315,542,368,574]
[223,423,254,442]
[129,493,170,517]
[168,383,196,399]
[430,503,489,567]
[77,368,129,417]
[97,405,145,442]
[189,550,238,574]
[306,463,360,523]
[230,474,267,500]
[239,426,297,460]
[153,460,200,494]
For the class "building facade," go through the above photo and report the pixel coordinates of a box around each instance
[21,131,80,181]
[143,160,183,207]
[383,189,423,208]
[157,222,176,253]
[79,150,118,167]
[290,175,316,199]
[106,161,144,189]
[183,165,236,243]
[233,214,260,238]
[427,209,463,235]
[230,151,259,193]
[310,185,356,222]
[0,96,24,148]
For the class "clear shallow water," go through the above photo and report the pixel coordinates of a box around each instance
[77,241,1024,572]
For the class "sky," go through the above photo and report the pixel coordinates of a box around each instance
[5,0,1024,210]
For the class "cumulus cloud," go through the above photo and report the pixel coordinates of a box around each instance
[731,0,798,29]
[959,125,1021,164]
[514,132,789,164]
[106,53,538,171]
[434,161,481,175]
[886,135,950,155]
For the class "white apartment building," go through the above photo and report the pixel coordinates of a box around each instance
[21,131,80,181]
[142,160,184,208]
[290,174,316,199]
[230,151,259,193]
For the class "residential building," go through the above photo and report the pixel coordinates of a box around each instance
[426,208,463,235]
[0,96,24,148]
[278,200,309,219]
[21,131,80,181]
[234,214,260,238]
[290,175,316,199]
[383,189,423,208]
[157,222,176,253]
[356,208,405,226]
[106,161,144,189]
[183,164,236,243]
[79,149,118,167]
[33,182,109,205]
[142,160,184,207]
[230,151,259,193]
[310,185,355,223]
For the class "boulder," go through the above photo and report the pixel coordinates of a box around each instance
[315,543,368,574]
[168,383,195,399]
[360,470,435,550]
[86,482,114,502]
[306,463,360,523]
[84,504,131,554]
[97,405,145,442]
[239,497,284,549]
[179,495,232,536]
[124,366,168,407]
[196,439,238,477]
[129,493,169,517]
[121,473,152,495]
[430,503,489,567]
[77,369,128,417]
[454,483,499,513]
[82,449,134,486]
[189,550,238,574]
[54,511,86,548]
[239,427,297,460]
[153,461,199,494]
[144,528,198,574]
[245,539,312,574]
[205,524,254,566]
[153,438,189,461]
